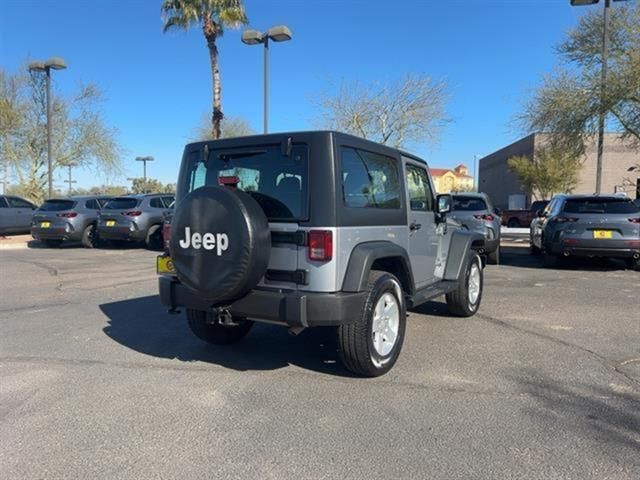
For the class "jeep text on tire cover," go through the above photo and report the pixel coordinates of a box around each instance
[158,131,486,377]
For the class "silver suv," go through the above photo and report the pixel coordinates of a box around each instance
[97,194,174,250]
[158,132,486,376]
[31,196,111,248]
[449,192,501,264]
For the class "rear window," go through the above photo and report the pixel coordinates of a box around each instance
[39,200,76,211]
[563,197,640,214]
[452,196,488,211]
[183,144,308,221]
[104,198,140,210]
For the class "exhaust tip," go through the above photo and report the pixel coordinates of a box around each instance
[288,327,305,336]
[563,251,570,257]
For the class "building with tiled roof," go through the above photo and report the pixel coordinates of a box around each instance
[429,164,474,193]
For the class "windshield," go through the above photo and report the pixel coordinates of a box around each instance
[563,197,640,214]
[39,200,76,211]
[182,144,308,221]
[452,196,487,211]
[104,198,140,210]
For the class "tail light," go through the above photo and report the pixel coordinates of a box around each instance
[57,212,77,218]
[628,218,640,224]
[123,211,142,217]
[473,214,495,221]
[553,217,578,224]
[308,230,333,261]
[162,221,171,252]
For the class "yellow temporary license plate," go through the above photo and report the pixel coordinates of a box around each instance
[106,220,116,227]
[593,230,613,239]
[157,255,176,275]
[40,221,51,228]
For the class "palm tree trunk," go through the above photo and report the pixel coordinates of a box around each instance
[208,40,223,139]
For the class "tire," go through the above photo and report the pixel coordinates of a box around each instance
[487,245,500,265]
[186,309,254,345]
[542,248,560,268]
[507,218,520,228]
[42,239,63,248]
[530,242,541,256]
[626,257,640,272]
[81,224,98,248]
[145,224,163,251]
[446,255,483,317]
[337,271,406,377]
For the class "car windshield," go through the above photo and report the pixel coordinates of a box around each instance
[39,200,76,211]
[182,143,308,221]
[104,198,140,210]
[563,197,640,214]
[452,196,487,211]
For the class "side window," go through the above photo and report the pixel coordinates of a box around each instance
[149,198,164,208]
[341,147,400,209]
[97,198,110,209]
[85,199,99,210]
[8,197,34,208]
[406,165,433,211]
[0,197,8,208]
[162,196,175,208]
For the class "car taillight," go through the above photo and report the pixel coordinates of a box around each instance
[162,221,171,252]
[57,212,77,218]
[308,230,333,261]
[473,214,494,221]
[628,218,640,224]
[123,211,142,217]
[553,217,578,223]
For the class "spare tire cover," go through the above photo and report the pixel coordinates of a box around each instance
[170,186,270,304]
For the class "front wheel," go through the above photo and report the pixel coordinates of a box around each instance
[81,224,98,248]
[626,257,640,272]
[446,255,483,317]
[487,245,500,265]
[145,224,163,251]
[186,309,254,345]
[337,271,406,377]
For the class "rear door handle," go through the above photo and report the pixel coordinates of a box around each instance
[410,222,422,231]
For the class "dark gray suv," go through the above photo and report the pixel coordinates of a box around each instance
[157,131,486,377]
[97,194,174,249]
[31,196,111,248]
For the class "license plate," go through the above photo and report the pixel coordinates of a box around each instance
[40,221,51,228]
[106,220,116,227]
[157,255,175,275]
[593,230,612,239]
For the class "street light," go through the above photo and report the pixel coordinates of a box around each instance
[28,57,67,199]
[64,163,78,195]
[569,0,630,194]
[242,25,293,134]
[135,156,154,193]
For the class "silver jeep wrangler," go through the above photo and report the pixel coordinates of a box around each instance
[158,131,485,377]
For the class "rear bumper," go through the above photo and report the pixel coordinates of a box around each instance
[31,226,82,242]
[158,276,366,328]
[97,226,146,242]
[549,238,640,258]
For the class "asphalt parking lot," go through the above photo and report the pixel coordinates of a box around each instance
[1,243,639,479]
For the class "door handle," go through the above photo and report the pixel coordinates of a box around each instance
[410,222,422,231]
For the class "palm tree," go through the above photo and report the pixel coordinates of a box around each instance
[161,0,247,139]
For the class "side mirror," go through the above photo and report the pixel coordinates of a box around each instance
[493,207,501,216]
[437,194,452,214]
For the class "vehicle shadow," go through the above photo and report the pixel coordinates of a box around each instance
[100,295,353,377]
[512,369,640,454]
[499,246,631,272]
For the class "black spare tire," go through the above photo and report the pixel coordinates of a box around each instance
[170,186,270,305]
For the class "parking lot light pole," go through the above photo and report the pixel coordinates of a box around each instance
[28,57,67,199]
[135,156,154,193]
[64,163,77,195]
[241,25,292,134]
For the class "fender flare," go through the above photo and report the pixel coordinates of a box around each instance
[443,230,485,282]
[342,241,415,294]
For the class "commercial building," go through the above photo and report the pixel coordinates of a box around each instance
[478,133,639,209]
[429,164,473,193]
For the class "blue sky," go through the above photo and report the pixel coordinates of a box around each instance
[1,0,593,189]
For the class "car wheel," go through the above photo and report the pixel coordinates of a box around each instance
[81,224,98,248]
[507,218,520,228]
[145,224,163,251]
[487,245,500,265]
[542,249,560,268]
[446,255,483,317]
[530,243,541,256]
[42,239,63,248]
[626,257,640,272]
[337,271,406,377]
[186,309,254,345]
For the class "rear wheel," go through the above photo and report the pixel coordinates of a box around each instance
[145,224,163,250]
[81,224,98,248]
[542,249,560,268]
[186,309,254,345]
[487,245,500,265]
[446,255,483,317]
[627,257,640,272]
[337,271,406,377]
[530,242,541,256]
[507,218,520,228]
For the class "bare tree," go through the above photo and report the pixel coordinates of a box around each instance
[192,113,255,140]
[316,74,450,148]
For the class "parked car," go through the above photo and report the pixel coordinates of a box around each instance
[31,196,112,248]
[157,131,485,377]
[0,195,37,235]
[501,200,549,228]
[449,193,501,264]
[97,193,175,250]
[530,194,640,270]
